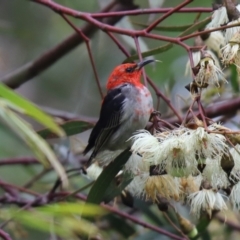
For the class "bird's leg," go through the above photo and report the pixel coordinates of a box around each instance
[150,110,161,121]
[148,110,162,133]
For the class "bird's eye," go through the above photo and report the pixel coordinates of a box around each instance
[125,67,134,73]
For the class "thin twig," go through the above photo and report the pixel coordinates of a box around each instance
[60,14,104,99]
[0,180,40,197]
[23,168,51,189]
[163,212,189,240]
[0,229,12,240]
[146,0,193,32]
[53,192,187,240]
[134,36,148,87]
[1,0,136,88]
[0,157,39,166]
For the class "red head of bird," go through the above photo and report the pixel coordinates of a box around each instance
[106,59,155,90]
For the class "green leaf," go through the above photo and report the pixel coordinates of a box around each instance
[192,215,211,240]
[87,149,132,204]
[39,202,106,216]
[4,203,106,238]
[230,64,240,93]
[38,120,94,139]
[124,43,173,63]
[0,99,68,187]
[103,171,133,203]
[132,22,193,32]
[179,17,211,37]
[14,211,69,237]
[0,83,64,137]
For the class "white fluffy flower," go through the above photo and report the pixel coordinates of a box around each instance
[202,158,230,189]
[221,35,240,68]
[185,51,201,76]
[206,6,228,29]
[204,31,226,57]
[194,56,227,87]
[130,130,162,164]
[183,126,227,161]
[130,126,228,178]
[145,175,181,201]
[125,154,151,198]
[188,189,228,218]
[126,172,149,198]
[185,51,221,78]
[225,20,240,43]
[230,144,240,181]
[230,181,240,210]
[180,174,203,200]
[222,43,239,63]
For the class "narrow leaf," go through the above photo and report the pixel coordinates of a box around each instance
[133,22,193,32]
[179,17,211,37]
[0,83,64,137]
[0,100,68,187]
[38,120,94,139]
[103,171,133,202]
[87,149,132,204]
[39,202,106,216]
[230,64,240,93]
[124,43,173,63]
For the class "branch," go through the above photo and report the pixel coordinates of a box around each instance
[1,0,137,89]
[0,229,12,240]
[146,0,193,33]
[60,13,104,99]
[52,192,187,240]
[90,7,212,18]
[167,97,240,125]
[0,157,39,166]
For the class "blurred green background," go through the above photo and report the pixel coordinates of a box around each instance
[0,0,210,155]
[0,0,230,239]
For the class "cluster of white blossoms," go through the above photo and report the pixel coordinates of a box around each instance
[185,4,240,91]
[125,123,240,218]
[204,4,240,57]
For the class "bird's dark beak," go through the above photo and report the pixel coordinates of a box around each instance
[136,59,156,70]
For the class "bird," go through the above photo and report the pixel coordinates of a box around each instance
[83,59,155,166]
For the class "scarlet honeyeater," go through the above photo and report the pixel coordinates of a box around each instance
[83,59,154,166]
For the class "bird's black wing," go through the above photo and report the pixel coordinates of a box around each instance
[83,87,126,163]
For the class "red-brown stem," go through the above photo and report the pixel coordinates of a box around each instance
[182,97,197,125]
[29,0,191,45]
[146,0,193,33]
[106,32,131,58]
[0,157,39,165]
[0,229,12,240]
[197,97,207,128]
[60,14,104,99]
[181,21,240,41]
[90,7,212,18]
[134,36,148,87]
[0,180,40,197]
[147,77,183,122]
